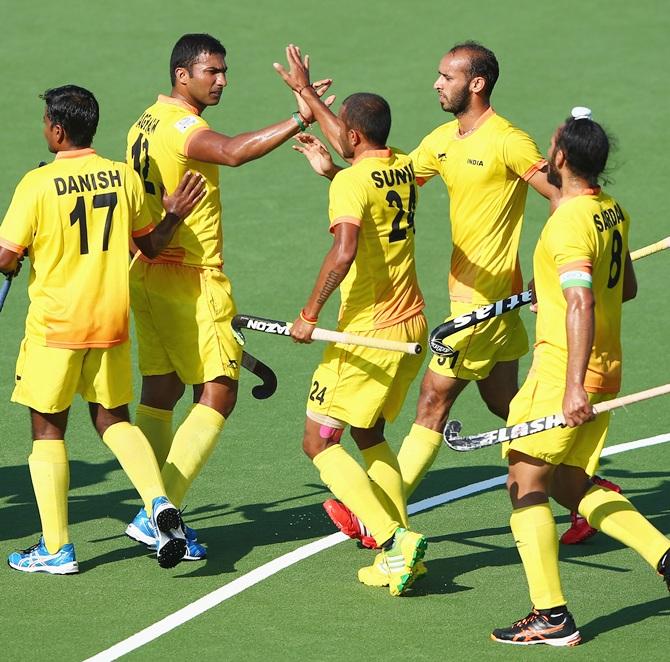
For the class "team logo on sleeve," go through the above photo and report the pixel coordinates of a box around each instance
[174,116,200,133]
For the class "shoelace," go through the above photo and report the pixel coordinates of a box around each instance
[512,610,542,629]
[19,541,42,555]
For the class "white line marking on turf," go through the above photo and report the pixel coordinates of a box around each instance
[85,432,670,661]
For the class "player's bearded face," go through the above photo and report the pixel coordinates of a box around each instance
[547,133,563,188]
[440,81,471,115]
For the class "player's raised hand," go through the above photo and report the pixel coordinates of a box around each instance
[274,44,311,92]
[162,171,206,219]
[293,133,339,179]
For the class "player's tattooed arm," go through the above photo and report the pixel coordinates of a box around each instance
[291,221,359,343]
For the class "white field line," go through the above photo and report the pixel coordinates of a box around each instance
[85,432,670,661]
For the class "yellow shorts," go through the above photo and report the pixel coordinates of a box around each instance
[502,373,615,475]
[130,261,242,384]
[306,313,427,429]
[428,301,528,380]
[11,338,132,413]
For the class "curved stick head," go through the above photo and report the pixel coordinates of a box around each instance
[443,419,462,442]
[428,330,455,357]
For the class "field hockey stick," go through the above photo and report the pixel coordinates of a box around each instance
[630,236,670,260]
[0,273,13,312]
[429,237,670,355]
[232,314,423,355]
[443,383,670,452]
[241,351,277,400]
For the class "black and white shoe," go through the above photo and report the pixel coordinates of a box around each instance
[658,548,670,592]
[150,496,187,569]
[491,608,581,647]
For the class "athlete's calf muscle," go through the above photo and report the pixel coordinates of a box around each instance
[414,369,469,431]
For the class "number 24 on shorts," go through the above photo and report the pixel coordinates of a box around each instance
[309,380,327,405]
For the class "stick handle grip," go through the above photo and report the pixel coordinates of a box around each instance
[311,328,422,355]
[630,236,670,260]
[593,383,670,414]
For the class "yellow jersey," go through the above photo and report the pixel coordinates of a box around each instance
[328,148,425,331]
[0,149,152,348]
[531,189,629,393]
[126,95,221,268]
[410,109,546,305]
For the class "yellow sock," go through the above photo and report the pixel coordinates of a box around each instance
[136,404,173,468]
[361,441,408,528]
[161,403,225,508]
[510,504,566,609]
[28,440,70,554]
[579,485,670,569]
[102,422,165,515]
[397,423,443,498]
[313,444,398,546]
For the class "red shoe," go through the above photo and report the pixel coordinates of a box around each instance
[560,475,623,545]
[323,499,377,549]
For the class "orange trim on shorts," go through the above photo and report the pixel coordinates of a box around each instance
[558,260,592,275]
[55,148,96,160]
[0,237,25,255]
[522,159,548,181]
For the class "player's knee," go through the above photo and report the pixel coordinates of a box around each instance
[485,399,510,420]
[302,426,343,459]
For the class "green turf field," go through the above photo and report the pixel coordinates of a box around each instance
[1,0,669,659]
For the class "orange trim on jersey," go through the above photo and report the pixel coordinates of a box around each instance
[522,159,548,181]
[453,107,495,140]
[330,216,361,233]
[351,148,393,165]
[581,186,601,196]
[416,176,427,187]
[558,260,592,275]
[184,126,211,157]
[0,237,25,255]
[54,148,96,160]
[157,94,201,116]
[132,223,157,239]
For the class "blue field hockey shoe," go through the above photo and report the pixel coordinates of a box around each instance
[8,537,79,575]
[126,507,205,560]
[150,496,186,569]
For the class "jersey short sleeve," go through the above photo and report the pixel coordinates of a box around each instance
[408,136,440,183]
[544,212,595,272]
[127,168,153,237]
[328,170,367,228]
[0,172,40,254]
[501,127,546,180]
[167,113,209,157]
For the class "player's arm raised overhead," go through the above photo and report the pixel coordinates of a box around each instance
[133,170,206,258]
[274,44,349,160]
[291,221,359,343]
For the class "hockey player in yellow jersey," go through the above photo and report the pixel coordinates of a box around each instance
[124,34,334,559]
[0,85,204,574]
[276,42,559,545]
[492,111,670,646]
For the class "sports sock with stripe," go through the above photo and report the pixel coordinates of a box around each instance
[102,422,165,515]
[397,423,443,498]
[28,439,70,554]
[313,444,399,546]
[578,485,670,568]
[161,403,225,508]
[510,503,566,610]
[135,404,173,468]
[361,441,408,528]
